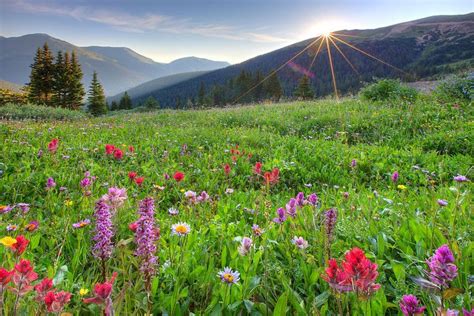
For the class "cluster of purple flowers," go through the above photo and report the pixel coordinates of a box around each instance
[92,200,114,260]
[134,198,159,278]
[324,208,337,243]
[272,192,318,223]
[426,244,458,288]
[101,187,127,212]
[184,191,210,204]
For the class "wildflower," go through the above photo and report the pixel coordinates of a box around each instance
[80,177,92,188]
[44,290,72,313]
[48,138,59,153]
[321,259,351,293]
[343,192,349,199]
[25,220,39,232]
[264,168,280,185]
[225,188,234,194]
[224,163,231,176]
[295,192,305,207]
[134,177,144,186]
[437,199,448,207]
[37,149,43,158]
[397,184,407,190]
[391,171,399,182]
[324,208,337,244]
[238,237,253,256]
[59,186,68,192]
[0,268,13,288]
[306,193,318,206]
[0,236,17,247]
[253,162,262,174]
[46,177,56,189]
[105,144,115,155]
[12,259,38,296]
[168,208,179,216]
[34,278,53,302]
[286,198,297,217]
[128,172,137,180]
[79,288,89,296]
[101,187,127,211]
[0,205,13,214]
[351,159,357,168]
[64,200,73,207]
[184,190,197,203]
[11,235,29,255]
[291,236,309,249]
[399,294,426,316]
[453,175,469,182]
[173,171,185,182]
[128,146,134,152]
[463,308,474,316]
[252,224,263,236]
[92,200,114,260]
[341,247,380,298]
[171,222,191,236]
[164,173,170,180]
[134,198,159,282]
[83,272,117,316]
[197,191,209,202]
[128,222,138,232]
[16,203,30,213]
[113,148,123,160]
[72,219,91,229]
[272,207,287,224]
[6,224,18,231]
[218,267,240,285]
[426,244,458,288]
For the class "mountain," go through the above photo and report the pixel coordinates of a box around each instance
[0,34,230,95]
[0,80,23,93]
[141,13,473,107]
[107,71,209,104]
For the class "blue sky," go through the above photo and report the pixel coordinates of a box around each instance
[1,0,472,64]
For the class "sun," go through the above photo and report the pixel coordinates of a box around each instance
[322,30,332,37]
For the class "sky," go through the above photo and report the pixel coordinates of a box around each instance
[1,0,472,64]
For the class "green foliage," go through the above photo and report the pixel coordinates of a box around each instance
[360,79,419,103]
[433,74,474,104]
[143,96,160,109]
[0,103,87,120]
[119,91,133,110]
[294,75,315,100]
[87,71,107,116]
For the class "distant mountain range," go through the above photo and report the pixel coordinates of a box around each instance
[0,33,230,95]
[131,13,473,107]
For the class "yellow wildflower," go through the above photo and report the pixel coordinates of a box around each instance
[0,236,17,247]
[397,184,407,190]
[79,288,89,296]
[64,200,73,207]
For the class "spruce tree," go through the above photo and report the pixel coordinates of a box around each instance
[144,96,159,109]
[264,73,283,102]
[87,72,107,116]
[41,43,55,105]
[28,47,43,104]
[294,75,315,100]
[110,100,119,111]
[119,92,132,110]
[52,51,67,107]
[67,51,85,110]
[253,71,264,101]
[198,82,205,106]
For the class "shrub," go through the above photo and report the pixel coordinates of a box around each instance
[433,74,474,104]
[0,103,88,121]
[360,79,418,103]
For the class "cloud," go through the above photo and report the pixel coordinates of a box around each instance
[4,0,291,43]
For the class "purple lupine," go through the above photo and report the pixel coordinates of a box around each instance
[101,187,127,212]
[286,198,297,217]
[306,193,318,206]
[453,175,469,182]
[46,177,56,189]
[92,199,114,260]
[238,237,253,256]
[272,207,287,224]
[426,244,458,288]
[134,198,159,283]
[295,192,305,207]
[400,295,426,316]
[391,171,399,183]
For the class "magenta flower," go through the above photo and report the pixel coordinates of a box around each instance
[80,177,92,188]
[46,177,56,189]
[73,219,91,229]
[306,193,318,206]
[351,159,357,168]
[134,198,159,280]
[101,187,127,211]
[437,199,448,207]
[272,207,287,224]
[16,203,30,213]
[391,171,399,183]
[324,208,337,242]
[92,200,114,260]
[426,244,458,288]
[286,198,297,217]
[453,175,469,182]
[400,294,426,316]
[291,236,309,249]
[238,237,252,256]
[463,308,474,316]
[295,192,305,207]
[197,191,209,202]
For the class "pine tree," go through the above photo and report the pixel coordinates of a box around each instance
[119,92,132,110]
[28,47,44,104]
[67,51,85,110]
[110,100,119,111]
[87,72,107,116]
[41,43,55,105]
[198,82,205,106]
[294,75,315,100]
[52,51,68,107]
[253,71,264,101]
[144,96,159,109]
[264,73,283,102]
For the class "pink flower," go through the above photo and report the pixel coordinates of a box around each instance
[83,272,117,316]
[48,138,59,153]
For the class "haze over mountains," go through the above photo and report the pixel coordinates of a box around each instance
[0,33,230,95]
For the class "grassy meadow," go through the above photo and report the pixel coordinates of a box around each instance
[0,97,473,315]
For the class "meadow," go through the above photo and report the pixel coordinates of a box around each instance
[0,96,473,315]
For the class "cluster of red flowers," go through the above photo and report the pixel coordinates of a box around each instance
[105,144,134,160]
[36,277,71,313]
[173,171,185,182]
[252,162,279,185]
[322,247,380,299]
[47,138,59,153]
[83,272,118,316]
[229,145,252,162]
[128,172,144,186]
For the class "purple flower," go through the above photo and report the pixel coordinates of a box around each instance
[238,237,253,256]
[37,149,43,158]
[134,198,159,278]
[295,192,305,207]
[399,294,426,316]
[252,224,263,236]
[101,187,127,211]
[6,224,18,231]
[291,236,309,249]
[343,192,349,199]
[168,208,179,216]
[426,244,458,288]
[0,205,13,214]
[463,308,474,316]
[197,191,210,202]
[351,159,357,168]
[16,203,30,213]
[218,267,240,285]
[391,171,399,183]
[306,193,318,206]
[73,219,91,229]
[286,198,297,217]
[92,199,114,260]
[59,186,68,192]
[324,208,337,243]
[437,199,448,207]
[184,190,197,203]
[80,177,92,188]
[46,177,56,189]
[272,207,287,224]
[453,175,469,182]
[164,173,170,180]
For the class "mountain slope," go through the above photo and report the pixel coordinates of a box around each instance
[0,34,230,95]
[144,13,473,107]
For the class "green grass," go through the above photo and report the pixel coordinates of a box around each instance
[0,98,472,315]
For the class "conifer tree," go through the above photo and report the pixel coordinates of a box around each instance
[67,51,85,110]
[144,96,159,109]
[198,82,205,106]
[87,71,107,116]
[264,73,283,101]
[119,92,132,110]
[110,100,119,111]
[253,70,264,101]
[28,47,44,104]
[294,75,315,100]
[52,51,67,107]
[41,43,55,105]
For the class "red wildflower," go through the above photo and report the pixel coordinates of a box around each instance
[321,259,351,293]
[128,146,135,152]
[0,268,13,287]
[105,144,115,155]
[113,148,123,160]
[47,138,59,153]
[224,164,231,176]
[254,162,262,174]
[173,171,185,182]
[341,247,380,298]
[231,155,238,162]
[11,259,38,296]
[44,290,71,313]
[264,168,280,185]
[134,177,144,186]
[128,172,137,180]
[83,272,117,316]
[11,235,29,256]
[128,222,138,232]
[34,277,54,302]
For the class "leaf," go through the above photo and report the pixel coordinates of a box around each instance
[244,300,254,313]
[391,261,406,282]
[442,288,464,300]
[151,276,159,296]
[273,292,288,316]
[29,234,41,250]
[179,286,189,299]
[314,291,329,307]
[53,265,68,286]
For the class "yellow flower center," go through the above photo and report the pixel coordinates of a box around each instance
[175,225,188,234]
[223,273,234,283]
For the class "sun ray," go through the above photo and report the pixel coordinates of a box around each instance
[328,35,360,76]
[325,36,339,101]
[309,37,325,70]
[332,35,408,75]
[233,36,323,104]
